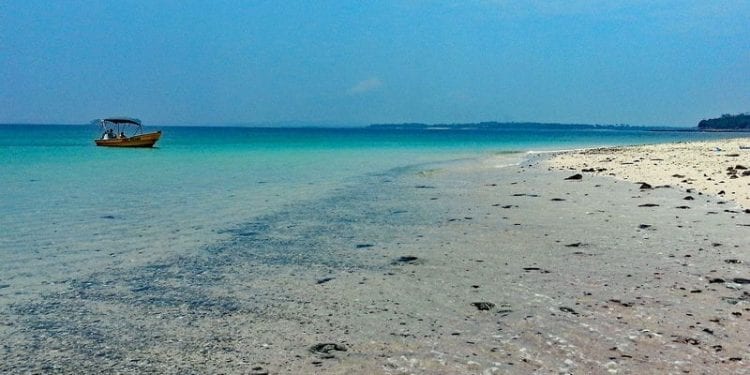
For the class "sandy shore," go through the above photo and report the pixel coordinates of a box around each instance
[544,137,750,209]
[3,139,749,374]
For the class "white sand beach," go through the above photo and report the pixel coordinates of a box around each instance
[545,137,750,208]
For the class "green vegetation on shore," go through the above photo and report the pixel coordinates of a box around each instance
[697,113,750,131]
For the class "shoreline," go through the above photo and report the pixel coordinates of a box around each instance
[2,137,749,374]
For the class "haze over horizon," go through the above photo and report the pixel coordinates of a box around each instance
[1,1,748,127]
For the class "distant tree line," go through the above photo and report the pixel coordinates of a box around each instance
[698,113,750,130]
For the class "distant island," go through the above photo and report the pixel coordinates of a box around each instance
[370,116,750,132]
[368,121,668,131]
[697,113,750,131]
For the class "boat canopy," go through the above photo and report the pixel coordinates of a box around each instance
[91,117,145,136]
[91,117,142,126]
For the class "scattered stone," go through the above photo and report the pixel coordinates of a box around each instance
[100,215,117,219]
[497,307,513,315]
[564,174,583,180]
[250,366,269,375]
[609,299,633,307]
[708,278,726,284]
[564,242,583,247]
[393,256,419,265]
[309,343,347,359]
[675,206,691,209]
[673,336,700,346]
[316,277,335,285]
[471,302,495,311]
[638,224,652,229]
[522,267,550,273]
[732,278,750,284]
[355,244,374,249]
[638,203,660,207]
[683,196,694,200]
[639,183,653,189]
[550,198,566,201]
[559,306,579,316]
[724,259,742,264]
[572,251,596,256]
[672,174,685,178]
[415,185,435,189]
[722,295,750,305]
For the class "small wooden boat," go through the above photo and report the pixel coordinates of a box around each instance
[93,117,161,148]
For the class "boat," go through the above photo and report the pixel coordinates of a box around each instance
[92,117,161,148]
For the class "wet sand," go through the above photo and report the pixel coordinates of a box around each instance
[2,140,749,374]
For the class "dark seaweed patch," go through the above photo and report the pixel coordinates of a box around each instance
[2,165,440,373]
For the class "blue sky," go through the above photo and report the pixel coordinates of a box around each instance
[1,0,748,126]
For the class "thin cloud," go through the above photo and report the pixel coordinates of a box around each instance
[348,78,383,95]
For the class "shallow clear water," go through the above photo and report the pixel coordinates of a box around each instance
[0,124,742,295]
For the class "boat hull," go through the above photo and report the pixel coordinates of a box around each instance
[95,131,161,148]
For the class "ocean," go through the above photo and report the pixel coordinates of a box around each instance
[0,124,741,296]
[2,124,747,372]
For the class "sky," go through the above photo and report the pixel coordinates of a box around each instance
[1,0,748,127]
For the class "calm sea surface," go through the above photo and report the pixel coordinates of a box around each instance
[0,124,741,297]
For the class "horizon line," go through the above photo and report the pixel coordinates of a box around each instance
[0,120,697,129]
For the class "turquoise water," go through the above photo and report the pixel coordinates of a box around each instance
[0,124,742,296]
[2,123,749,373]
